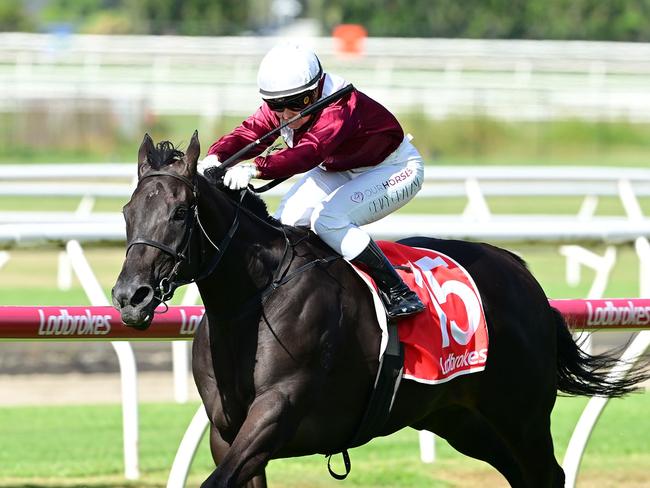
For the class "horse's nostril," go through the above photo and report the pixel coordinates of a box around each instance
[112,287,129,309]
[130,285,154,307]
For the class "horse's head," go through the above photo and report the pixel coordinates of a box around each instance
[112,131,200,329]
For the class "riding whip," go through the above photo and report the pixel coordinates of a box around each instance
[216,83,355,174]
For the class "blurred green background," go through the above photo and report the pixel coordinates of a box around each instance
[6,0,650,40]
[3,1,650,166]
[5,112,650,168]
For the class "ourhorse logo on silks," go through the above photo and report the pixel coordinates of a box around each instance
[350,191,364,203]
[381,168,414,189]
[37,309,111,336]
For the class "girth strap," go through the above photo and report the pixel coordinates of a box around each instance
[346,319,404,447]
[325,318,404,481]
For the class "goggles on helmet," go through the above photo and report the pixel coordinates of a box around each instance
[264,89,317,113]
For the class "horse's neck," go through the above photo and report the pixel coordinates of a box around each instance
[195,185,285,312]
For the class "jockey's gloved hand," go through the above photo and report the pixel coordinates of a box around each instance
[197,154,221,175]
[224,163,259,190]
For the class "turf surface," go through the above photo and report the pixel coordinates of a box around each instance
[0,394,648,487]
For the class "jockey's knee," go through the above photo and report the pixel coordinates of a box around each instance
[311,207,370,258]
[276,205,314,227]
[310,206,347,239]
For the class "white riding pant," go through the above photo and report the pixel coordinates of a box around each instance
[274,137,424,259]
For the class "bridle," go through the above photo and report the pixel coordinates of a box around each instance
[126,169,339,315]
[126,170,241,304]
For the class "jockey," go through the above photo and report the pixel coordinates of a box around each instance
[200,43,425,319]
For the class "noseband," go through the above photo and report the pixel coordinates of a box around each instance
[126,170,241,303]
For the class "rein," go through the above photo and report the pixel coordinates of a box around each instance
[216,192,341,319]
[127,170,340,311]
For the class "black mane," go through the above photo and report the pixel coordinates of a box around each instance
[149,139,279,225]
[147,141,184,169]
[203,170,278,225]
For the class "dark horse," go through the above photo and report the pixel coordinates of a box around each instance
[112,133,647,488]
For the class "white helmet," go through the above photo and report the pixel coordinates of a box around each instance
[257,43,323,99]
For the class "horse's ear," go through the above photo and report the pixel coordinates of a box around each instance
[184,130,200,175]
[138,133,154,177]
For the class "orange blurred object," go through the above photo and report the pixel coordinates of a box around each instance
[332,24,367,56]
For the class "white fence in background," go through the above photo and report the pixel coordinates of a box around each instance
[4,34,650,120]
[1,164,650,246]
[561,235,650,488]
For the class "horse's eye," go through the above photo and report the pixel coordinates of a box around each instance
[173,207,187,221]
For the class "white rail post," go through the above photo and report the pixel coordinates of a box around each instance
[75,194,96,217]
[559,245,616,299]
[167,405,210,488]
[618,179,644,222]
[57,251,72,291]
[563,237,650,487]
[559,245,617,354]
[171,341,190,404]
[576,195,598,221]
[562,331,650,488]
[0,251,9,270]
[418,430,436,463]
[462,178,491,223]
[636,237,650,297]
[173,284,200,404]
[65,240,140,480]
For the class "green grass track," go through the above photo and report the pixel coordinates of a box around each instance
[0,394,648,487]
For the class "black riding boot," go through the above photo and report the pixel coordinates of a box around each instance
[352,239,425,319]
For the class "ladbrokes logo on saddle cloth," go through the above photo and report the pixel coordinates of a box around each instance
[352,242,489,384]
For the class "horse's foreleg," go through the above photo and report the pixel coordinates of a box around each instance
[206,426,268,488]
[201,389,293,488]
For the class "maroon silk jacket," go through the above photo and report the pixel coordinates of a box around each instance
[206,83,404,180]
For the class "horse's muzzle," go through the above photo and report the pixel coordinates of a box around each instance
[111,282,156,329]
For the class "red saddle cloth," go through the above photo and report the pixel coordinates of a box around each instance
[352,241,489,384]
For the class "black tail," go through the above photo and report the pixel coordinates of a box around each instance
[553,307,650,398]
